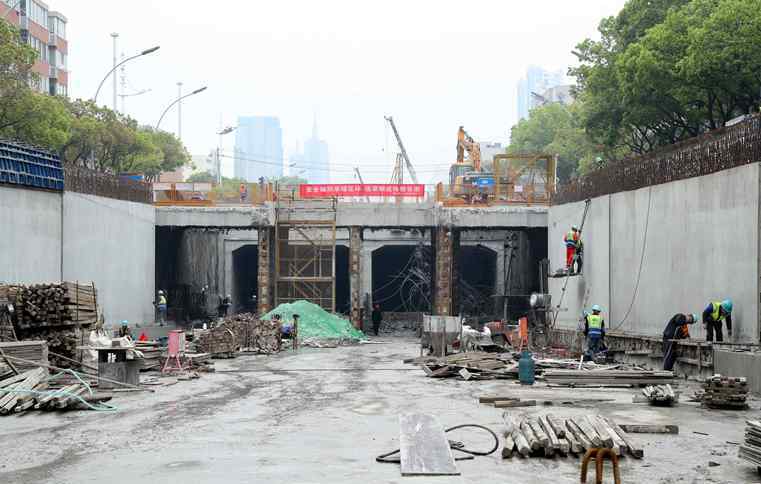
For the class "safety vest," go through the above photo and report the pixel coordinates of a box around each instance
[710,301,724,322]
[565,230,578,248]
[159,295,167,306]
[587,314,603,337]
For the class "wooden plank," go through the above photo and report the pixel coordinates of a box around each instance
[520,419,541,451]
[494,399,536,408]
[619,424,679,434]
[399,414,459,476]
[603,417,644,459]
[479,395,519,404]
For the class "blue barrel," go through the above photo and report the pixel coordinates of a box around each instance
[518,349,535,385]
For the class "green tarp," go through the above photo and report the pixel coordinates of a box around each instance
[263,300,365,341]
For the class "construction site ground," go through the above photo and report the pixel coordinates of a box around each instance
[0,337,758,484]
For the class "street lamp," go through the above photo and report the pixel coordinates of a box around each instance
[93,46,160,104]
[155,86,207,131]
[216,125,236,184]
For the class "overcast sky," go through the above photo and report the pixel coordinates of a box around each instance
[55,0,626,183]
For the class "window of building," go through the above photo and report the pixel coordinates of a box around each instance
[57,83,67,97]
[57,18,65,39]
[28,1,47,28]
[56,51,66,69]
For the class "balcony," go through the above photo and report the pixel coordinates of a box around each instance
[48,31,57,46]
[49,65,57,79]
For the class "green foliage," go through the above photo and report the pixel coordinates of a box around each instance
[0,20,191,179]
[508,103,602,181]
[572,0,761,153]
[187,170,215,183]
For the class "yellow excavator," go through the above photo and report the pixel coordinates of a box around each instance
[449,126,493,200]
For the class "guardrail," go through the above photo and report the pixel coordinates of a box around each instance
[65,165,152,204]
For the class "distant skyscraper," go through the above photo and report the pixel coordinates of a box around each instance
[234,116,283,182]
[516,66,565,121]
[301,116,330,183]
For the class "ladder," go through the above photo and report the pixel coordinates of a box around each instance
[551,199,592,329]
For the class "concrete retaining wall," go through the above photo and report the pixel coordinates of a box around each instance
[0,186,62,283]
[0,186,156,325]
[714,349,761,394]
[550,163,760,342]
[63,192,156,326]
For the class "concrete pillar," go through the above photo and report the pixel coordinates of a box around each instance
[349,227,362,329]
[433,226,459,315]
[257,227,274,315]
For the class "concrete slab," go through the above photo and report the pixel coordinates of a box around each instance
[0,339,757,483]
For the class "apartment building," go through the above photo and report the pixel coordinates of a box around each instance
[1,0,68,96]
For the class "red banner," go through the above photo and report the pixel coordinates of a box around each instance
[299,183,425,198]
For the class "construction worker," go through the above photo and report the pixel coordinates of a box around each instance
[157,290,167,326]
[371,304,382,336]
[239,183,247,203]
[574,239,584,274]
[703,299,733,342]
[584,305,605,356]
[662,313,697,371]
[564,226,580,273]
[118,320,133,338]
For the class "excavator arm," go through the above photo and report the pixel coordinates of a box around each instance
[385,116,419,184]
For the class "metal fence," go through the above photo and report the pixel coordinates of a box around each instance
[554,114,761,205]
[64,165,152,204]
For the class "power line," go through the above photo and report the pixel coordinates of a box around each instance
[219,153,452,175]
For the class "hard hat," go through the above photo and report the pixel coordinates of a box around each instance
[158,290,164,295]
[721,299,733,313]
[691,313,699,323]
[572,225,579,231]
[121,320,129,326]
[226,294,231,299]
[591,304,601,312]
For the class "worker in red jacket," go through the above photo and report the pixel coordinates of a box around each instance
[662,313,697,370]
[564,226,580,272]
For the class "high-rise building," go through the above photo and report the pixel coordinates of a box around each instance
[516,66,564,121]
[301,116,330,184]
[1,1,68,97]
[234,116,283,182]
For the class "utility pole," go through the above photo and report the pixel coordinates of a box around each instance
[177,82,183,140]
[110,33,119,111]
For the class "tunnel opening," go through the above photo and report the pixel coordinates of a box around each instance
[372,244,432,312]
[335,245,350,314]
[457,245,497,318]
[232,245,258,314]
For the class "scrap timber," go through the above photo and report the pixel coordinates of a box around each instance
[699,374,748,409]
[543,369,675,387]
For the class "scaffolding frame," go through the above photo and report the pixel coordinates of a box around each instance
[274,193,337,312]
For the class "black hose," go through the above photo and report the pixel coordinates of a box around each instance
[376,423,500,464]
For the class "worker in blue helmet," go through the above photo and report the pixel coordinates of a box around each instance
[702,299,733,342]
[662,313,697,371]
[584,304,605,356]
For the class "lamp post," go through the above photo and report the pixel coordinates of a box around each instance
[216,126,236,184]
[110,33,119,111]
[155,86,208,132]
[93,45,160,104]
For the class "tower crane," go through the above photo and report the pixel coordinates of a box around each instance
[384,116,419,184]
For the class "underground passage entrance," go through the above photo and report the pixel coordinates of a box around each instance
[372,245,432,312]
[457,245,497,317]
[232,245,258,313]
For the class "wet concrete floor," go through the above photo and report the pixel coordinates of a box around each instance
[1,337,759,483]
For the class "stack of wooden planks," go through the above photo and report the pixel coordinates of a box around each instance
[642,384,677,406]
[502,413,643,459]
[0,340,48,373]
[739,420,761,468]
[701,374,748,409]
[0,367,111,414]
[406,352,518,380]
[13,282,97,329]
[543,369,675,387]
[197,313,282,357]
[135,341,162,371]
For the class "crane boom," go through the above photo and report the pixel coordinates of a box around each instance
[384,116,419,184]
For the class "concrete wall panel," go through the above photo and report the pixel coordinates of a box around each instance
[62,192,156,325]
[0,186,62,283]
[549,163,759,342]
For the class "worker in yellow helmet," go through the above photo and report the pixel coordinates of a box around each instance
[584,305,605,356]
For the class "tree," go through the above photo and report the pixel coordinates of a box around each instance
[187,171,215,183]
[572,0,761,153]
[507,103,602,181]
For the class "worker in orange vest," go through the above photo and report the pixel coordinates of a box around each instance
[564,226,580,272]
[239,183,247,202]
